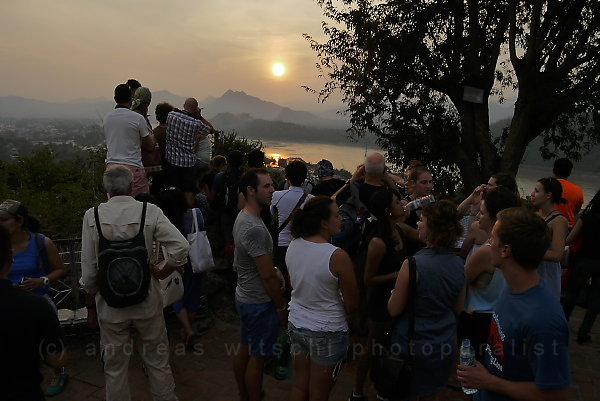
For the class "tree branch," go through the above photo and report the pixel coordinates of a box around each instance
[508,0,521,74]
[545,1,586,69]
[524,0,544,65]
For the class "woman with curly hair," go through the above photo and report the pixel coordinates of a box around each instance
[388,200,466,401]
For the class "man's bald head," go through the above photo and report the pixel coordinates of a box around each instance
[365,152,385,176]
[184,98,199,115]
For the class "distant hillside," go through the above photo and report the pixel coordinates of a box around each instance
[0,90,348,129]
[211,112,377,147]
[0,96,112,121]
[490,118,600,173]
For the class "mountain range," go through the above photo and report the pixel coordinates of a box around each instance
[1,90,597,171]
[0,89,515,125]
[0,90,349,129]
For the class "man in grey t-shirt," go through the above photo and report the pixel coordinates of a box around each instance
[232,168,287,401]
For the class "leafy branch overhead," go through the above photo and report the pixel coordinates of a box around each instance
[305,0,600,193]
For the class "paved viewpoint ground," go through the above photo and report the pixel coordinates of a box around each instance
[43,303,599,401]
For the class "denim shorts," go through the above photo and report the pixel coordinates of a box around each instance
[288,322,349,366]
[235,300,280,358]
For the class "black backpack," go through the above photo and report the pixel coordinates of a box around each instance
[94,202,151,308]
[331,182,370,255]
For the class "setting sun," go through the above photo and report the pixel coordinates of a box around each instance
[272,63,286,77]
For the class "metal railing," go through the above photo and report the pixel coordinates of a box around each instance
[49,238,86,325]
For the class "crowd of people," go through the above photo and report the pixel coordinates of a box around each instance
[1,79,598,401]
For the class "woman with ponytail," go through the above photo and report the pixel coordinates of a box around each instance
[349,188,418,401]
[531,177,569,298]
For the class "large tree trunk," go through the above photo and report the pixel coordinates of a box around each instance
[500,92,538,176]
[454,98,500,192]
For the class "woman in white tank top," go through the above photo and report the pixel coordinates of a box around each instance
[286,196,359,401]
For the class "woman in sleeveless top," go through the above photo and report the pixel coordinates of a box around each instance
[0,199,68,396]
[286,196,359,401]
[458,188,521,361]
[158,188,205,346]
[350,189,418,401]
[403,164,433,229]
[388,200,466,400]
[531,177,569,298]
[0,200,67,298]
[563,189,600,343]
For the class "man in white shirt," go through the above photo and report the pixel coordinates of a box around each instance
[103,83,155,197]
[271,160,313,296]
[81,165,189,401]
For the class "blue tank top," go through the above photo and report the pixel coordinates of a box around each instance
[8,232,50,295]
[464,242,507,313]
[465,269,506,313]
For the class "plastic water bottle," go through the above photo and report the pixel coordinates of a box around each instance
[404,195,436,211]
[459,339,478,395]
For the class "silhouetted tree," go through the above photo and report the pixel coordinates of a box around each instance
[306,0,600,192]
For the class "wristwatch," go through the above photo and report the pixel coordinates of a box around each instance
[41,276,50,287]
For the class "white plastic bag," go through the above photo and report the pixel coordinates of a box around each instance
[187,208,215,273]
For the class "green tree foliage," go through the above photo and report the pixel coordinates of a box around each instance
[306,0,600,194]
[215,130,264,158]
[0,147,107,238]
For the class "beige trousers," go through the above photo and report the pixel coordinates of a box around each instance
[99,311,178,401]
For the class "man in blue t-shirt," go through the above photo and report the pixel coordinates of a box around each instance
[458,207,570,401]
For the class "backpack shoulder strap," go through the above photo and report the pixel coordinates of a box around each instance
[93,206,107,240]
[138,202,148,236]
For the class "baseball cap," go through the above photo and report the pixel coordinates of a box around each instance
[0,199,22,219]
[131,87,152,111]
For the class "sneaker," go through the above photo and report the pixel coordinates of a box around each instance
[45,369,69,397]
[349,394,368,401]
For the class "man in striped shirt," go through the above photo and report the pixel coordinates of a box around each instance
[164,98,216,206]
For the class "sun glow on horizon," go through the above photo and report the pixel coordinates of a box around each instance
[272,63,286,77]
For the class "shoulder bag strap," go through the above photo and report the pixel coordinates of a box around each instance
[278,193,308,234]
[191,208,200,234]
[406,256,417,357]
[93,206,107,241]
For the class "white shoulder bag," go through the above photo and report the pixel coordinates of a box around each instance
[155,244,184,307]
[187,208,215,273]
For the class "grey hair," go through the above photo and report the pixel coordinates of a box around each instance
[365,159,385,175]
[103,165,133,196]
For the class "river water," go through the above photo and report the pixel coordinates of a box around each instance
[262,141,599,205]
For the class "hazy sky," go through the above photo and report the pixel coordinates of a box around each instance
[0,0,341,111]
